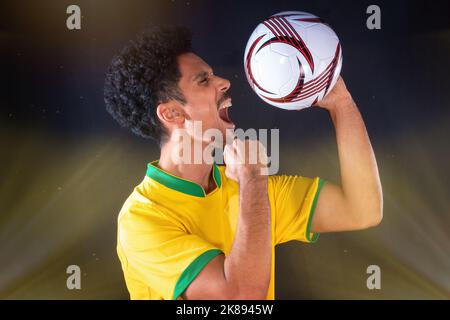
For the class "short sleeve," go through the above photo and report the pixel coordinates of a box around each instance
[269,175,326,245]
[118,203,222,300]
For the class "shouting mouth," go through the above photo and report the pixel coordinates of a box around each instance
[218,98,234,125]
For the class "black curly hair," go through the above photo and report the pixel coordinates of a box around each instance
[104,26,192,144]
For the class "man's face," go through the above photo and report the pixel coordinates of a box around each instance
[176,52,235,142]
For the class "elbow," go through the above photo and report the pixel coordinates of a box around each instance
[352,209,382,230]
[360,194,384,229]
[224,283,268,300]
[234,291,268,300]
[235,289,268,300]
[350,192,383,230]
[370,189,384,227]
[365,208,383,228]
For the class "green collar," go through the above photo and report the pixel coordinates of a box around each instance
[146,161,222,197]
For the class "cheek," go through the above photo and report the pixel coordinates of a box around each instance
[188,102,218,122]
[183,90,218,124]
[184,104,216,130]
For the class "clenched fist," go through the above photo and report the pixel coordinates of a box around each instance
[223,138,269,183]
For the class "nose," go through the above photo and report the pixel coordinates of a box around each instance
[215,75,231,93]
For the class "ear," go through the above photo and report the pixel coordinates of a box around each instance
[156,101,185,126]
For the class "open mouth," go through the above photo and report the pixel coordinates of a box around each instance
[218,99,234,124]
[219,107,232,123]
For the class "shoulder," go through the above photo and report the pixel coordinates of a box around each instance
[118,179,171,230]
[117,194,179,252]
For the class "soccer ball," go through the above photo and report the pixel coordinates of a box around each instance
[244,11,343,110]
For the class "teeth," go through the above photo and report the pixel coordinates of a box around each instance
[219,101,232,109]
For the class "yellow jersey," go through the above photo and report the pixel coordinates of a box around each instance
[117,161,325,300]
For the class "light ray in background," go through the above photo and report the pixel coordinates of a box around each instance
[276,112,450,299]
[0,111,449,299]
[0,129,157,299]
[1,0,449,300]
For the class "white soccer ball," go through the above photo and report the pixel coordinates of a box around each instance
[244,11,343,110]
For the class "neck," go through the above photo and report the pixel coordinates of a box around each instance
[158,137,216,193]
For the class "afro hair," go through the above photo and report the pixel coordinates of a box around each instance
[104,26,192,143]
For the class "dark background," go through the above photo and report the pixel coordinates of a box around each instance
[0,0,449,299]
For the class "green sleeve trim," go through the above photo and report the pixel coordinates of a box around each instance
[305,178,326,243]
[173,249,223,300]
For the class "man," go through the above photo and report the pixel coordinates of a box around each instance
[104,26,382,300]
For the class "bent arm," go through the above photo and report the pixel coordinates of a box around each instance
[312,78,383,232]
[183,140,272,300]
[182,176,271,300]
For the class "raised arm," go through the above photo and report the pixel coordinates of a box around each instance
[182,139,271,299]
[312,77,383,233]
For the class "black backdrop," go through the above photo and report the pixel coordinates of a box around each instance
[1,0,449,299]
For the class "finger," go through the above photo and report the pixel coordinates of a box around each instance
[223,144,231,163]
[312,98,323,108]
[224,166,236,181]
[336,76,347,88]
[223,144,237,165]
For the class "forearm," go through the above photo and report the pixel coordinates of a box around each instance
[223,175,271,299]
[330,99,383,225]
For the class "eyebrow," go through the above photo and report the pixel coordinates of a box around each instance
[191,70,213,82]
